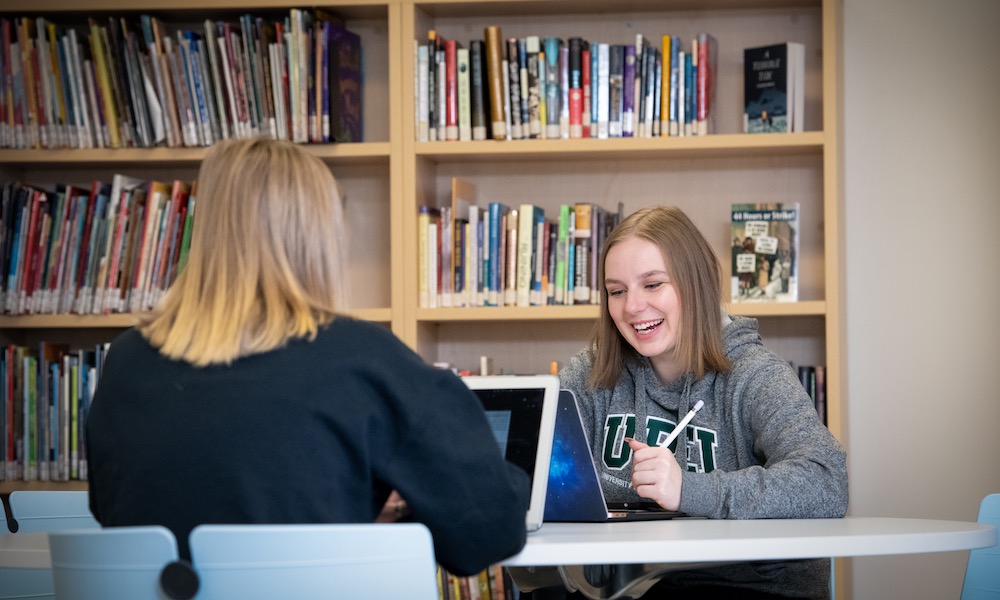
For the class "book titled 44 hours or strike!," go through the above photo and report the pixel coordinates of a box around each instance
[730,203,799,303]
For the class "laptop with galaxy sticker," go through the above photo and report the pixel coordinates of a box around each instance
[462,375,559,532]
[544,389,687,522]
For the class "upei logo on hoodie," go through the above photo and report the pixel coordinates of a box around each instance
[602,414,718,475]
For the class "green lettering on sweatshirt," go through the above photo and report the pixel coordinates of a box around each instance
[602,414,718,474]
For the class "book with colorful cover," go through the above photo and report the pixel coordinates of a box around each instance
[743,42,803,133]
[730,202,799,302]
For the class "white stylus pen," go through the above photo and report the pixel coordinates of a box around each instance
[661,400,705,448]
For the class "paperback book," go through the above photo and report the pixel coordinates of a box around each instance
[743,42,804,133]
[731,203,798,302]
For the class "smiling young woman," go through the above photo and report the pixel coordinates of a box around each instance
[555,205,848,600]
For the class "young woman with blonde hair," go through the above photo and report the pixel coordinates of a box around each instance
[559,206,848,599]
[87,138,529,576]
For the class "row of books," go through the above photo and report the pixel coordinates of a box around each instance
[0,176,194,316]
[0,11,361,150]
[418,179,622,309]
[415,28,717,142]
[437,564,512,600]
[1,342,106,482]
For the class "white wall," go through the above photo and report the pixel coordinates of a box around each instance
[843,0,1000,598]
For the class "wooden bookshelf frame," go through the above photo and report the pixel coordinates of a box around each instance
[0,0,843,498]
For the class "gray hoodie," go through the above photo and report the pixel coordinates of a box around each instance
[559,315,848,598]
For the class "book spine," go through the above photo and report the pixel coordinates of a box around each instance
[457,46,471,141]
[542,38,561,140]
[426,30,436,140]
[444,38,458,141]
[581,43,591,138]
[669,36,680,136]
[505,38,522,140]
[416,43,429,142]
[516,38,529,136]
[427,211,438,308]
[469,40,487,141]
[558,45,569,138]
[573,203,592,304]
[504,208,517,306]
[696,33,716,136]
[621,45,635,138]
[525,36,541,139]
[676,50,685,136]
[567,37,582,139]
[483,26,506,140]
[608,45,623,138]
[685,49,695,136]
[436,42,446,141]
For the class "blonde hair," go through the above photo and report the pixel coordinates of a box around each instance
[140,138,349,366]
[588,206,729,389]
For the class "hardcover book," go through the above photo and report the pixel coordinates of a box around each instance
[743,42,803,134]
[328,23,362,142]
[469,40,489,141]
[542,37,562,139]
[505,38,523,140]
[695,32,717,136]
[483,26,507,140]
[730,203,799,303]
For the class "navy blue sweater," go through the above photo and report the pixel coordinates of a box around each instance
[86,318,529,575]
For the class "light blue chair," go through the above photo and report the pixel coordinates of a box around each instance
[961,493,1000,600]
[189,522,439,599]
[8,491,99,533]
[47,526,187,600]
[2,498,10,533]
[2,490,99,600]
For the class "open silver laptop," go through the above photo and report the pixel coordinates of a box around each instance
[462,375,559,532]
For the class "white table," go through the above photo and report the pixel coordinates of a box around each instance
[503,517,997,566]
[2,518,995,598]
[501,517,997,599]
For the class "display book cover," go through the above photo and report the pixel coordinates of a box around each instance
[742,42,804,134]
[731,203,799,303]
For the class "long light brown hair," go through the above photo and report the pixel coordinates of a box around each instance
[588,206,730,389]
[140,138,348,366]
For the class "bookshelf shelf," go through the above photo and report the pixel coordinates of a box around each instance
[416,301,826,323]
[0,314,140,329]
[0,308,390,329]
[0,480,88,494]
[0,143,392,167]
[415,132,825,162]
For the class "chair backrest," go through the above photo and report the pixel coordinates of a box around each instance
[2,497,11,534]
[189,522,440,599]
[8,491,99,533]
[48,526,180,600]
[961,493,1000,600]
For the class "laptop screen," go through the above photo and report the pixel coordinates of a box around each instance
[478,388,545,479]
[463,375,559,532]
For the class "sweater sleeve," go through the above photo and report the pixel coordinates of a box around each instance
[679,359,848,520]
[370,350,530,576]
[558,350,597,427]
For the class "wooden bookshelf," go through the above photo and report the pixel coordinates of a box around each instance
[0,0,843,501]
[401,0,843,440]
